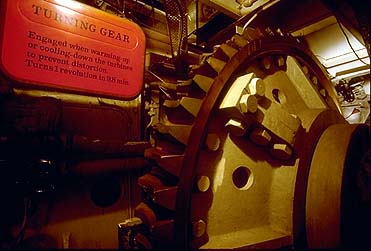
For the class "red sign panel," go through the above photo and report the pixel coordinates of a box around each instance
[0,0,146,99]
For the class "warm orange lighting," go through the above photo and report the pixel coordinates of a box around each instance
[305,23,370,78]
[1,0,145,99]
[54,0,83,10]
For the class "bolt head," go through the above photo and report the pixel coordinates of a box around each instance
[225,119,247,137]
[243,0,254,7]
[248,78,265,96]
[311,76,318,85]
[239,94,258,113]
[205,133,221,151]
[192,219,207,238]
[277,56,286,67]
[302,65,309,75]
[262,57,271,70]
[197,176,210,192]
[250,128,271,146]
[270,144,292,160]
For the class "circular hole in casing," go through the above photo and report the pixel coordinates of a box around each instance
[232,166,254,190]
[90,176,122,208]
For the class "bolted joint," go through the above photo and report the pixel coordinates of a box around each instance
[249,127,272,146]
[277,56,286,68]
[248,77,266,97]
[225,118,247,137]
[205,133,221,151]
[311,76,318,86]
[302,65,309,76]
[262,56,272,70]
[192,219,207,238]
[269,143,293,160]
[239,94,258,113]
[196,175,211,192]
[319,89,327,97]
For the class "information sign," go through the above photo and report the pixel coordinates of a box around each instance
[0,0,146,99]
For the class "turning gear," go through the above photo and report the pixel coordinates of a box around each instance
[121,25,370,250]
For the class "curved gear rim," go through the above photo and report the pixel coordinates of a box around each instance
[174,35,339,248]
[141,30,342,250]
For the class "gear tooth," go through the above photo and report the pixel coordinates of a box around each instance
[163,105,195,125]
[138,173,163,187]
[231,34,248,48]
[163,100,180,108]
[176,79,193,95]
[192,62,218,78]
[145,147,184,177]
[212,45,230,61]
[162,158,184,177]
[206,57,226,74]
[241,27,264,41]
[138,174,178,210]
[226,39,240,50]
[168,124,192,145]
[152,219,174,243]
[193,74,214,93]
[156,122,192,145]
[153,187,177,211]
[132,27,341,249]
[180,97,203,117]
[219,43,238,58]
[134,202,157,227]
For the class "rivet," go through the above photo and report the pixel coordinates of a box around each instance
[277,56,286,68]
[311,76,318,85]
[197,176,210,192]
[205,133,221,151]
[192,219,207,238]
[319,89,327,97]
[302,65,309,75]
[262,57,271,70]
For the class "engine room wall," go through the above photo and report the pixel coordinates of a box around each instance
[15,174,142,249]
[0,85,145,249]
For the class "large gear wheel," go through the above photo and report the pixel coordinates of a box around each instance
[123,26,370,250]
